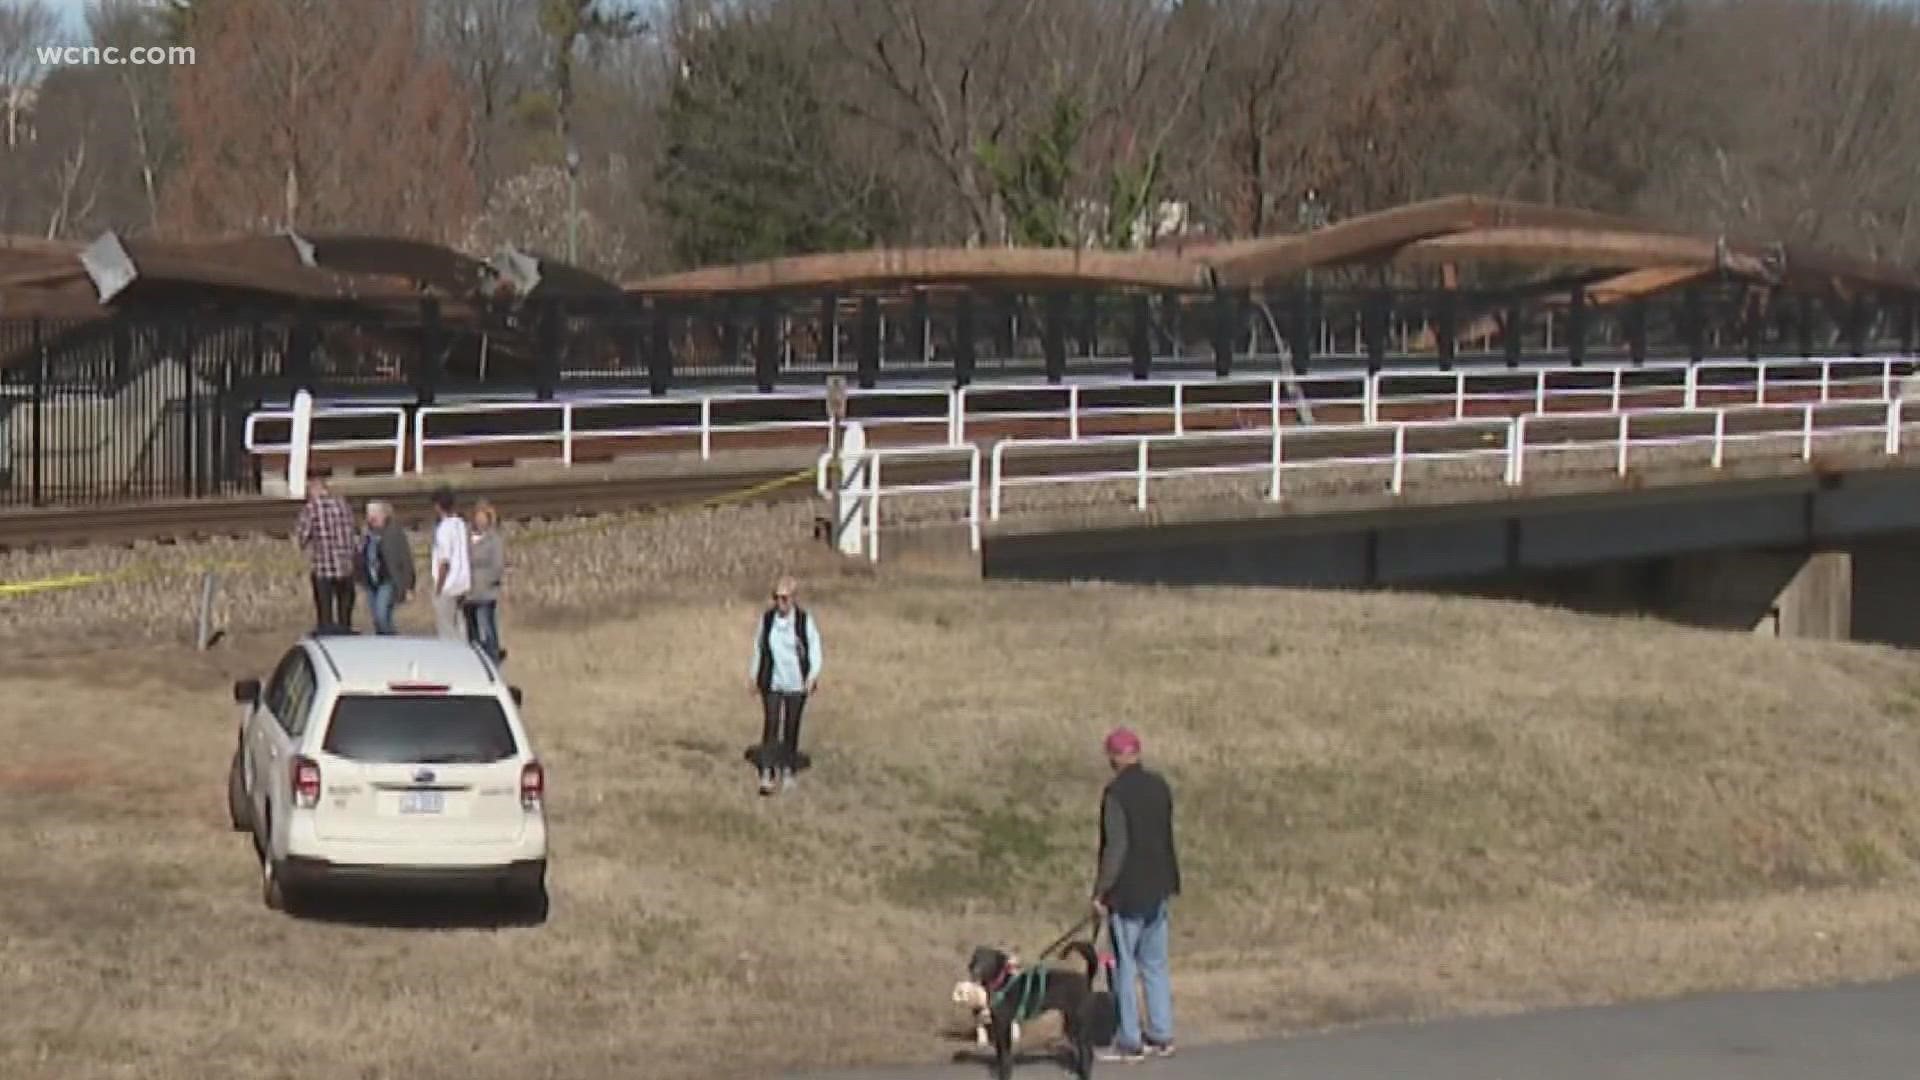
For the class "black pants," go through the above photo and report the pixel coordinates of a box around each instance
[310,574,355,631]
[759,691,808,773]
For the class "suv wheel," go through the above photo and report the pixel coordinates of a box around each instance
[226,748,252,832]
[262,856,297,913]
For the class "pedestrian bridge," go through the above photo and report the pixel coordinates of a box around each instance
[821,355,1920,646]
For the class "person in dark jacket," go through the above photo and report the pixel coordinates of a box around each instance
[1090,726,1181,1062]
[746,575,823,796]
[355,500,415,636]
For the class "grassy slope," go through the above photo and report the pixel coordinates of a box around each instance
[6,542,1920,1077]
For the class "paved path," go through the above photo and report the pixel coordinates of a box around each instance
[786,977,1920,1079]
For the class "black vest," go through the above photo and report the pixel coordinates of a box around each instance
[756,606,811,692]
[1099,764,1181,916]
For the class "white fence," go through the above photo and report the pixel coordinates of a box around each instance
[981,398,1909,520]
[816,443,982,561]
[247,355,1913,478]
[242,406,408,475]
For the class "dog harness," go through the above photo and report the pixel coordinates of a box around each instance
[989,967,1049,1023]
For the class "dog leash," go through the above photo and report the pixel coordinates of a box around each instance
[1033,912,1099,962]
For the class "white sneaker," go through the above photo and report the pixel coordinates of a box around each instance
[757,770,776,795]
[779,768,796,792]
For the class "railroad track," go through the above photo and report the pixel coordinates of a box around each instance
[0,468,823,551]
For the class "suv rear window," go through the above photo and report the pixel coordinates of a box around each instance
[321,694,518,764]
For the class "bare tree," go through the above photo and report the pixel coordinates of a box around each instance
[165,0,476,240]
[428,0,544,200]
[86,0,176,230]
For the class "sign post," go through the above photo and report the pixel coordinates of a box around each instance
[825,377,847,551]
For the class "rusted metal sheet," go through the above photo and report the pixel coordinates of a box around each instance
[623,246,1212,295]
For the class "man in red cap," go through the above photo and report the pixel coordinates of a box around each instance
[1091,725,1180,1062]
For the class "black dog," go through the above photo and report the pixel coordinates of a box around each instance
[957,941,1106,1079]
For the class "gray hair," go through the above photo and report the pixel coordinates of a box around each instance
[365,500,393,520]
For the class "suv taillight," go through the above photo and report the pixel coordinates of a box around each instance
[292,756,321,809]
[520,761,544,810]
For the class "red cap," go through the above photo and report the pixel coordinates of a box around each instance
[1103,727,1141,756]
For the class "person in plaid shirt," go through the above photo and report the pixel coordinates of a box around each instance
[295,475,358,633]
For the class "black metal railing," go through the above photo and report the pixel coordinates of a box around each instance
[1,281,1915,507]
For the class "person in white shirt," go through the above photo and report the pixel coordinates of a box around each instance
[429,486,472,641]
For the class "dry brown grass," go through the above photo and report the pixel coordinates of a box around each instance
[7,501,1920,1079]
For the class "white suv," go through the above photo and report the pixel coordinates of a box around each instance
[225,633,548,919]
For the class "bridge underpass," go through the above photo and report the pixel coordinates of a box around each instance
[977,459,1920,647]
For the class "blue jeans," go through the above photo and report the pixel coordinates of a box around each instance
[1108,900,1173,1050]
[368,581,398,635]
[465,599,501,662]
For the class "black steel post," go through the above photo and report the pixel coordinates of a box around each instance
[1567,286,1588,366]
[954,291,976,387]
[647,300,674,396]
[1503,299,1523,368]
[1743,291,1762,362]
[1436,290,1458,370]
[181,321,198,497]
[1363,290,1388,374]
[1902,294,1917,356]
[1682,287,1705,363]
[415,297,441,406]
[1293,288,1317,376]
[288,306,316,392]
[857,295,880,389]
[535,301,561,401]
[1160,290,1181,358]
[1042,291,1068,384]
[1211,288,1235,377]
[1626,298,1648,365]
[30,317,44,506]
[817,292,839,372]
[1793,293,1814,357]
[754,295,779,392]
[1848,293,1869,357]
[1129,291,1152,381]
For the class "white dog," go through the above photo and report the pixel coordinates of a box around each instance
[951,979,1020,1047]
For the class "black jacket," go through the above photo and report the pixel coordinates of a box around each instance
[357,522,417,600]
[1094,763,1181,916]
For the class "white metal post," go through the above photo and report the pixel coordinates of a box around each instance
[1505,416,1525,485]
[1888,398,1904,456]
[1268,424,1283,501]
[288,389,313,497]
[1136,440,1150,510]
[1364,373,1379,424]
[1616,413,1630,476]
[1269,378,1281,432]
[1454,370,1467,419]
[1801,404,1815,460]
[560,403,574,466]
[1610,369,1623,413]
[866,454,882,562]
[700,397,713,460]
[967,449,981,552]
[1685,365,1698,409]
[1069,384,1081,441]
[1173,384,1185,435]
[1883,359,1894,403]
[390,411,406,476]
[989,442,1006,521]
[1711,410,1726,469]
[1390,424,1406,494]
[1534,370,1546,415]
[1756,363,1768,405]
[954,386,969,444]
[1820,360,1832,402]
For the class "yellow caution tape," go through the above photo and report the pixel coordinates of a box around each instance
[0,465,820,599]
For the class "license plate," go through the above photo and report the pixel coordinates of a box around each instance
[399,791,444,815]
